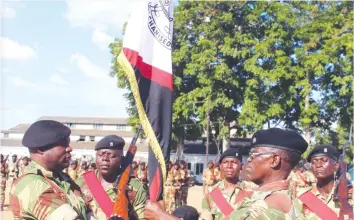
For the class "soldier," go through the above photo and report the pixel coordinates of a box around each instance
[228,128,309,219]
[8,154,21,187]
[75,135,148,220]
[89,163,96,171]
[172,162,183,209]
[288,165,317,188]
[165,162,176,214]
[77,161,89,178]
[295,144,353,219]
[203,161,216,194]
[137,161,148,183]
[214,163,223,183]
[9,120,93,219]
[132,161,138,177]
[19,156,30,177]
[201,148,255,220]
[68,160,79,180]
[178,160,190,207]
[0,154,9,211]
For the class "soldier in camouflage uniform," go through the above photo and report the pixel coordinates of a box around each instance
[136,161,148,184]
[164,161,175,214]
[294,144,353,219]
[203,161,216,195]
[19,156,30,177]
[10,120,93,219]
[77,160,89,178]
[214,163,223,183]
[76,135,148,220]
[201,148,256,220]
[172,162,183,209]
[178,160,190,207]
[1,154,9,211]
[8,154,21,188]
[288,166,317,189]
[228,128,309,219]
[68,160,79,180]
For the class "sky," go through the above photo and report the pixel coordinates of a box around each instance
[0,0,142,129]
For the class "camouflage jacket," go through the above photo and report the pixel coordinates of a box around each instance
[229,180,306,220]
[288,170,317,188]
[201,180,251,220]
[293,183,352,220]
[75,170,148,220]
[10,160,91,220]
[203,168,216,186]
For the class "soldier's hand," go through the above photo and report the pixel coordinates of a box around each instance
[144,200,165,219]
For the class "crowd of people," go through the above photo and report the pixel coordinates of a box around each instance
[0,119,353,220]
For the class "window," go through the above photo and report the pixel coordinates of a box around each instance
[116,124,127,130]
[89,136,95,142]
[3,133,9,138]
[79,135,85,141]
[94,124,103,129]
[195,163,204,175]
[187,163,192,170]
[66,123,76,128]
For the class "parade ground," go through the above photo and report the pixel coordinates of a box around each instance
[0,185,204,220]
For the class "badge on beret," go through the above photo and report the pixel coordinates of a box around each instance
[110,142,114,147]
[236,153,238,156]
[252,137,256,143]
[324,148,327,152]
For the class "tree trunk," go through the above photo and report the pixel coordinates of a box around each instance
[305,87,311,145]
[177,135,184,162]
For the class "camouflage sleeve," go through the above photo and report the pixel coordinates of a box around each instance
[201,194,211,211]
[10,174,80,220]
[130,179,148,220]
[229,206,286,220]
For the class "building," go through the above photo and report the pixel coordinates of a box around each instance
[0,116,150,162]
[0,116,252,183]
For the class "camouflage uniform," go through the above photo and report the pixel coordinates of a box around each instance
[136,168,147,184]
[229,180,306,220]
[1,160,8,210]
[214,167,223,183]
[288,170,317,188]
[8,160,19,187]
[179,168,190,207]
[68,167,78,181]
[201,180,248,220]
[9,160,91,220]
[76,170,148,220]
[164,170,176,214]
[173,169,183,209]
[203,168,216,194]
[293,184,352,220]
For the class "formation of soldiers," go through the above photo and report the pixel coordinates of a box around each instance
[0,119,353,220]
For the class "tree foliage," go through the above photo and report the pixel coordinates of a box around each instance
[109,1,353,160]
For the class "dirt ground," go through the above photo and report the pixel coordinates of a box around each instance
[0,185,204,220]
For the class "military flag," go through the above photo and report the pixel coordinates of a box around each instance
[117,0,173,201]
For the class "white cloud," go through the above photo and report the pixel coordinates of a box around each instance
[70,53,107,78]
[92,28,114,50]
[49,73,69,85]
[8,76,34,87]
[64,0,136,29]
[0,37,36,60]
[0,7,16,19]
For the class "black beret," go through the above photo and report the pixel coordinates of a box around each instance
[22,120,71,148]
[95,135,125,151]
[173,205,199,220]
[307,144,340,162]
[251,128,308,154]
[219,148,242,163]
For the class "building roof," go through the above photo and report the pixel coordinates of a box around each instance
[181,143,217,155]
[1,123,135,137]
[0,138,150,152]
[37,116,128,125]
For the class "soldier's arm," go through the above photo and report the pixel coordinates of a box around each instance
[131,180,149,219]
[11,175,81,220]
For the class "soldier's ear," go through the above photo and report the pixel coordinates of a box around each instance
[270,154,281,169]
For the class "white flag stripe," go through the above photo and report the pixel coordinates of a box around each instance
[122,0,173,75]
